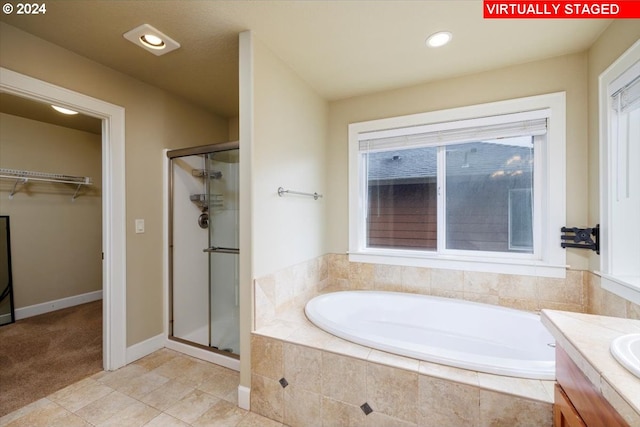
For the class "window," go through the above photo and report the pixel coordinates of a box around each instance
[349,93,566,277]
[508,188,534,251]
[599,40,640,304]
[364,136,536,253]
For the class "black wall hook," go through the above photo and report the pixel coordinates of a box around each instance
[560,224,599,254]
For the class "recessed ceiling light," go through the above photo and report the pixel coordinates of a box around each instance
[51,105,79,115]
[123,24,180,56]
[426,31,452,48]
[139,34,165,50]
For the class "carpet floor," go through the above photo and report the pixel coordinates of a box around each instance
[0,300,102,416]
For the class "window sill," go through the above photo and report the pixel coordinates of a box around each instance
[348,250,567,278]
[599,273,640,306]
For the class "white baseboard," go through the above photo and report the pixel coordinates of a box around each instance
[238,385,250,410]
[126,333,166,364]
[15,290,102,320]
[165,339,240,372]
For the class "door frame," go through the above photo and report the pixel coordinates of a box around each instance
[0,67,127,370]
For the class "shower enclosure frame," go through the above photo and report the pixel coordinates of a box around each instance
[166,141,240,360]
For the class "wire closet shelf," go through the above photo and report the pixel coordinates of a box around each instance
[0,168,93,200]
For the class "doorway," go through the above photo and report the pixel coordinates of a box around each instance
[0,67,127,371]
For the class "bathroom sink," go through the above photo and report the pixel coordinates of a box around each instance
[610,333,640,379]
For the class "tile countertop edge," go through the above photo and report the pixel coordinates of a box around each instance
[541,309,640,426]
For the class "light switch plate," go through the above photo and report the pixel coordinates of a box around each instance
[135,219,145,234]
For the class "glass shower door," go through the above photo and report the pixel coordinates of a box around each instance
[205,149,240,355]
[171,154,210,347]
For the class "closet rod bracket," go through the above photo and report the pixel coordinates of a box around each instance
[72,184,83,201]
[9,178,27,200]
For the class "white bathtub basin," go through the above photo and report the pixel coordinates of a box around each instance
[305,291,555,380]
[610,333,640,379]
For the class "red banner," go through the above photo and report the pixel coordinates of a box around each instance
[484,1,640,18]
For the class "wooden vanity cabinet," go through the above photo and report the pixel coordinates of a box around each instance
[554,383,587,427]
[554,346,628,427]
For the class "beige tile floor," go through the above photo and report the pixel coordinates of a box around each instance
[0,349,283,427]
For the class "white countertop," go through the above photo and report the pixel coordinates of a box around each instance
[541,310,640,426]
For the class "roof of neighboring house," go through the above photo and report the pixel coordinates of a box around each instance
[366,141,533,182]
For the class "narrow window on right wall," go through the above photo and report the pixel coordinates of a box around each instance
[600,40,640,304]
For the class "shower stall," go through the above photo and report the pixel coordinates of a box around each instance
[167,141,240,358]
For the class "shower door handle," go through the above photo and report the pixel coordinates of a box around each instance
[203,246,239,254]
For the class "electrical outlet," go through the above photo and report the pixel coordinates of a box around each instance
[135,219,145,234]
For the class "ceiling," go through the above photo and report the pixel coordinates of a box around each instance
[0,93,102,134]
[1,1,611,120]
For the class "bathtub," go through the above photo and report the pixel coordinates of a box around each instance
[305,291,555,380]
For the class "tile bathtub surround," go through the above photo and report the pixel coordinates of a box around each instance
[250,255,640,425]
[252,316,554,427]
[0,349,283,427]
[250,254,594,426]
[254,255,330,330]
[585,271,640,320]
[332,254,587,313]
[255,253,588,331]
[257,253,640,324]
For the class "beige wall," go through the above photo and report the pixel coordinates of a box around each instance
[326,52,590,271]
[586,21,640,272]
[0,113,102,308]
[0,23,230,346]
[252,38,328,278]
[242,34,328,389]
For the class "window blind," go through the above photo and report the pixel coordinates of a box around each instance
[612,75,640,113]
[359,111,548,152]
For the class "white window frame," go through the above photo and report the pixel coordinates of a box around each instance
[348,92,567,278]
[599,40,640,305]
